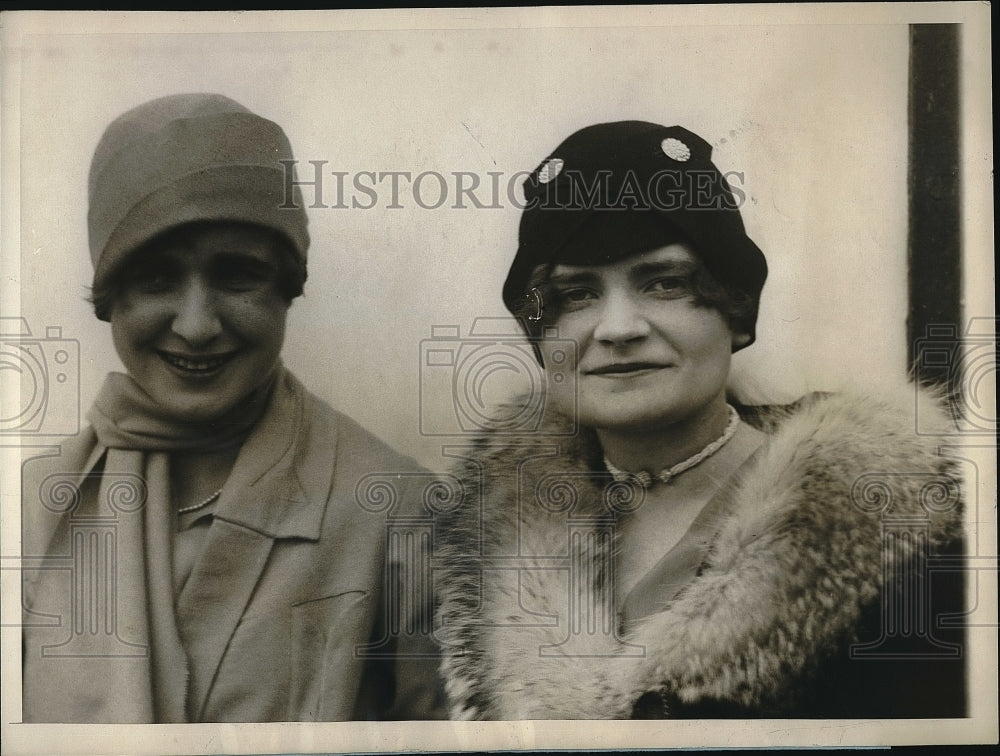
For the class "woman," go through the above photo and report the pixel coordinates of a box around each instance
[434,121,965,719]
[21,93,442,722]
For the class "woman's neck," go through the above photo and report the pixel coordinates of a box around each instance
[170,444,242,510]
[595,396,732,473]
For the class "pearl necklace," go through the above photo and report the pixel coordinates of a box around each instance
[603,405,741,487]
[177,488,223,515]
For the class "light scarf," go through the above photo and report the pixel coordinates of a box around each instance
[25,367,276,722]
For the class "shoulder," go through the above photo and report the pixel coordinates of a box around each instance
[731,381,960,541]
[748,381,957,492]
[286,373,435,523]
[21,428,101,512]
[20,427,100,560]
[297,382,427,475]
[281,371,426,473]
[623,384,963,714]
[762,380,952,445]
[449,393,599,471]
[21,427,100,482]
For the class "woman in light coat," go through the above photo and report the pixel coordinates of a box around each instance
[22,93,443,722]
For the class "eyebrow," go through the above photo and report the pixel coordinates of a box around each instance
[210,252,278,270]
[547,269,602,287]
[628,258,698,280]
[548,257,698,286]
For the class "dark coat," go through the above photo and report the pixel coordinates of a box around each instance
[433,385,966,719]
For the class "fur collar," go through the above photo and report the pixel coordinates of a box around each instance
[434,385,962,719]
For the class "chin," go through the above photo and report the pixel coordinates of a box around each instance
[578,393,721,433]
[577,404,673,432]
[153,390,241,423]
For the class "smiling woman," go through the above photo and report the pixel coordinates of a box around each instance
[20,93,445,723]
[107,224,291,424]
[544,245,738,451]
[433,120,966,720]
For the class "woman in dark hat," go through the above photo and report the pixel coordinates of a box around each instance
[21,94,442,723]
[434,121,965,719]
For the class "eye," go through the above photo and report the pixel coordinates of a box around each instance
[645,276,692,298]
[212,259,278,293]
[123,263,180,294]
[555,286,598,311]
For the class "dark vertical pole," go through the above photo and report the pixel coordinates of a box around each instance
[906,26,967,720]
[908,24,962,392]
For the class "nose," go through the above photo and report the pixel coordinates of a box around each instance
[592,290,650,346]
[170,279,222,346]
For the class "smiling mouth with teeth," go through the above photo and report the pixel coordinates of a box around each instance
[159,352,233,373]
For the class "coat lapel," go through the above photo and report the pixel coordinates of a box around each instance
[176,518,275,720]
[173,371,335,720]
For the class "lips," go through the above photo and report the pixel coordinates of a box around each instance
[586,362,671,376]
[158,351,235,374]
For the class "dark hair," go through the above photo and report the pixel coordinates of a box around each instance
[88,221,307,321]
[512,252,757,341]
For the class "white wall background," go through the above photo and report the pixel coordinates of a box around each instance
[9,11,913,471]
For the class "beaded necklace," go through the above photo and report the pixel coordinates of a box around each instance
[603,405,740,487]
[177,488,223,515]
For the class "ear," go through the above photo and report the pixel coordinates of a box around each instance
[731,331,751,350]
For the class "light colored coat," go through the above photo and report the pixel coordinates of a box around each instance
[22,373,444,722]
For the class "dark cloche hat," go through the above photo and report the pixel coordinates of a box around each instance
[503,121,767,347]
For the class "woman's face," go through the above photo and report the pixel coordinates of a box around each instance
[110,223,290,423]
[541,243,742,432]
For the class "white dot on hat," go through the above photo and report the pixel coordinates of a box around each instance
[537,158,564,184]
[661,137,691,162]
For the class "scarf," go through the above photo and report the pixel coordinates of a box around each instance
[25,367,277,722]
